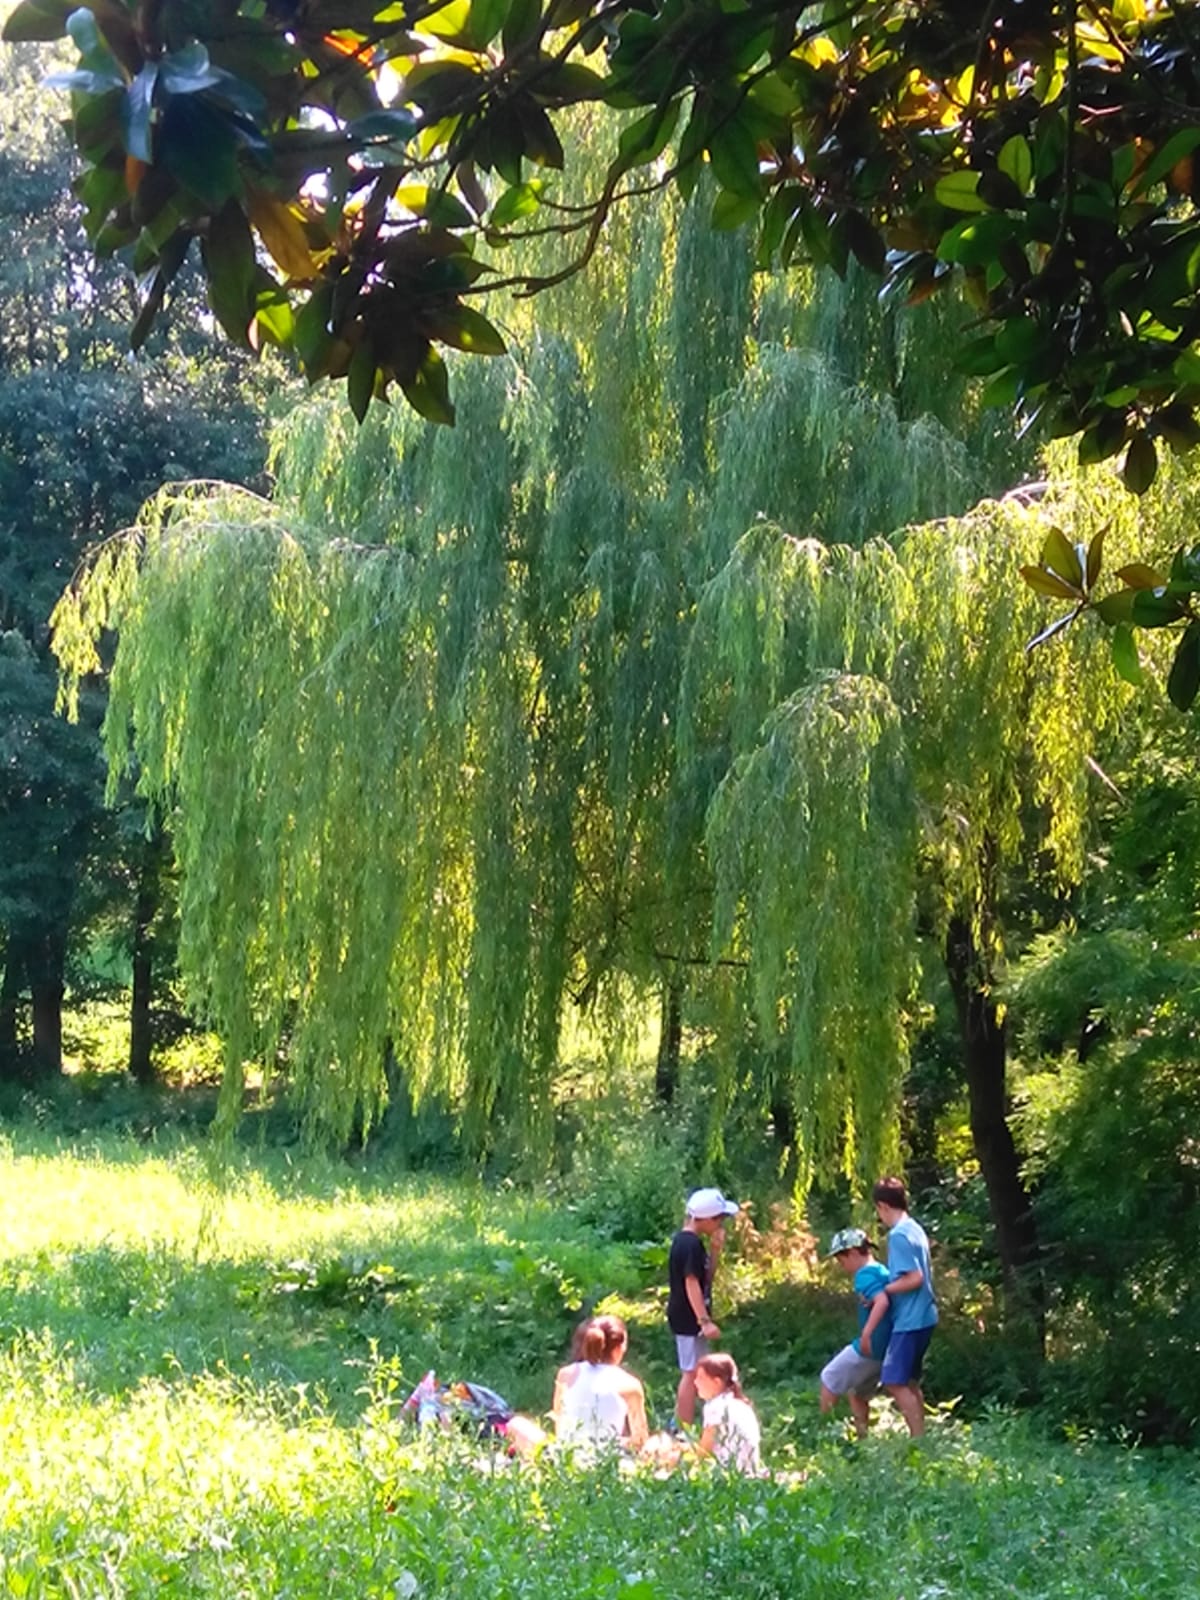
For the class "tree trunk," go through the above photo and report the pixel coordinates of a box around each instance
[945,913,1044,1346]
[128,842,161,1084]
[0,940,22,1078]
[28,927,65,1076]
[654,977,683,1104]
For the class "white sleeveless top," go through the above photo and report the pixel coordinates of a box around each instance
[556,1362,629,1447]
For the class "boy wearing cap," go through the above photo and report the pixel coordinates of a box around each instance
[668,1187,738,1426]
[818,1228,894,1438]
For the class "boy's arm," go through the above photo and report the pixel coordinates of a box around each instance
[885,1268,924,1297]
[859,1291,889,1357]
[686,1274,718,1335]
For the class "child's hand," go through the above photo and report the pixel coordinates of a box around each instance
[700,1316,721,1338]
[859,1330,871,1357]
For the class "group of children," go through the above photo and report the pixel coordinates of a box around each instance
[504,1172,936,1472]
[669,1175,938,1458]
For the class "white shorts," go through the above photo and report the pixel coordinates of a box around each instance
[675,1334,710,1372]
[820,1342,881,1397]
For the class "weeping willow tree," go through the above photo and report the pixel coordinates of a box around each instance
[52,108,1112,1210]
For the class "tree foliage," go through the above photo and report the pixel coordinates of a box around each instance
[9,0,1200,477]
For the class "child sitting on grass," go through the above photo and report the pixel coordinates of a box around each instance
[694,1353,762,1474]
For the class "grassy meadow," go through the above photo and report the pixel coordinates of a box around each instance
[0,1125,1198,1599]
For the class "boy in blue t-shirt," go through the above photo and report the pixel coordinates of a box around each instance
[818,1227,895,1438]
[863,1175,938,1437]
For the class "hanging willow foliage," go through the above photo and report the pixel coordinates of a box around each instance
[51,118,1170,1179]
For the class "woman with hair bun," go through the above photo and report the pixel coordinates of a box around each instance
[505,1313,648,1456]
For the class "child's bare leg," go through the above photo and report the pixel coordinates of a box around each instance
[676,1368,698,1425]
[848,1390,871,1438]
[504,1415,548,1456]
[885,1382,925,1437]
[819,1384,838,1415]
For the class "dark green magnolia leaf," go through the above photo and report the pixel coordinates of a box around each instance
[347,339,377,423]
[708,112,762,200]
[161,98,241,207]
[711,187,760,232]
[1131,589,1188,628]
[1085,523,1108,589]
[201,202,257,344]
[294,285,335,378]
[425,304,506,355]
[1123,430,1158,493]
[1093,589,1136,624]
[1111,622,1143,685]
[518,102,564,169]
[1020,564,1081,600]
[251,278,295,350]
[1078,410,1129,466]
[1042,526,1084,589]
[954,334,1006,377]
[466,0,507,49]
[401,345,456,425]
[502,0,542,55]
[614,100,680,173]
[1170,545,1200,589]
[977,168,1024,209]
[938,212,1018,267]
[1156,402,1200,452]
[2,0,75,41]
[1167,621,1200,710]
[844,210,884,275]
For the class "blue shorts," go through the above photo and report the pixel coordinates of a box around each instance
[881,1326,934,1386]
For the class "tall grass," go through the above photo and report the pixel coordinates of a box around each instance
[0,1128,1198,1598]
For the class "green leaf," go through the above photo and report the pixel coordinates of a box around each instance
[1042,526,1083,589]
[502,0,542,55]
[997,135,1033,194]
[201,202,257,344]
[161,98,241,207]
[1078,410,1129,465]
[2,0,74,41]
[294,285,334,377]
[490,179,545,227]
[1094,589,1136,624]
[1111,622,1144,685]
[427,304,506,356]
[615,100,680,173]
[1123,430,1158,494]
[934,171,989,213]
[711,188,760,231]
[1085,524,1108,590]
[1131,589,1188,628]
[1020,564,1080,600]
[401,345,456,425]
[465,0,507,48]
[1167,621,1200,710]
[708,111,762,200]
[347,339,376,423]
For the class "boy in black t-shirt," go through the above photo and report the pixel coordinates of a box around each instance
[668,1187,739,1425]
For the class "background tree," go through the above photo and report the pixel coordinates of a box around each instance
[0,37,275,1076]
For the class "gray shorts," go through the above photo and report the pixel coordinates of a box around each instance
[675,1333,710,1372]
[819,1342,881,1397]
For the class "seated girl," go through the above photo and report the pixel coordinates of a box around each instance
[694,1352,762,1474]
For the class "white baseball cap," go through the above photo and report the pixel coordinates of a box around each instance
[686,1187,739,1219]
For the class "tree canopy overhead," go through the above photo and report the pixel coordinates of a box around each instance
[7,0,1200,482]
